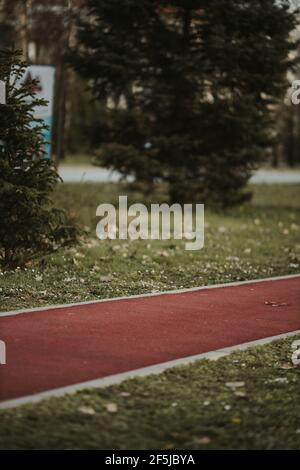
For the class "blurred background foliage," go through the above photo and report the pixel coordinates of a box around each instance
[0,0,299,169]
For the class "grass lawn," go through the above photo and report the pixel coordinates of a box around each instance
[0,183,299,312]
[0,335,299,450]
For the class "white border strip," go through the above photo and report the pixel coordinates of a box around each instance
[0,330,299,410]
[1,273,299,318]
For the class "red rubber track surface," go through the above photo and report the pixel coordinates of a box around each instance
[0,277,299,402]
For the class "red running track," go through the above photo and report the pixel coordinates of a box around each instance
[0,276,299,402]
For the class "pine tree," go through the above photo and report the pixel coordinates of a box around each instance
[0,49,77,269]
[71,0,298,206]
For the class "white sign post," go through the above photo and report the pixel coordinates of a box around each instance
[22,66,55,158]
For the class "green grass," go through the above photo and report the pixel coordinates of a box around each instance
[0,335,299,450]
[0,183,299,312]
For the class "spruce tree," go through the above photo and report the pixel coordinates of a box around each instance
[71,0,298,206]
[0,49,76,269]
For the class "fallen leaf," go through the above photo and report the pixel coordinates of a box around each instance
[279,363,297,370]
[265,301,288,307]
[274,377,288,383]
[78,406,96,416]
[226,256,240,262]
[234,391,247,399]
[105,403,118,413]
[197,437,211,445]
[225,381,245,389]
[157,251,169,257]
[92,265,101,271]
[231,415,242,425]
[100,275,114,282]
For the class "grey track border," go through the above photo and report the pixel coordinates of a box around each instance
[1,273,300,318]
[0,330,299,410]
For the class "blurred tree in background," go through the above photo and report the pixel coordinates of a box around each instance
[273,24,300,168]
[71,0,298,205]
[0,50,77,268]
[0,0,90,161]
[0,1,299,175]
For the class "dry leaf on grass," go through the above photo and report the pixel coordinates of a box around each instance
[78,406,96,416]
[105,403,118,413]
[225,381,245,389]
